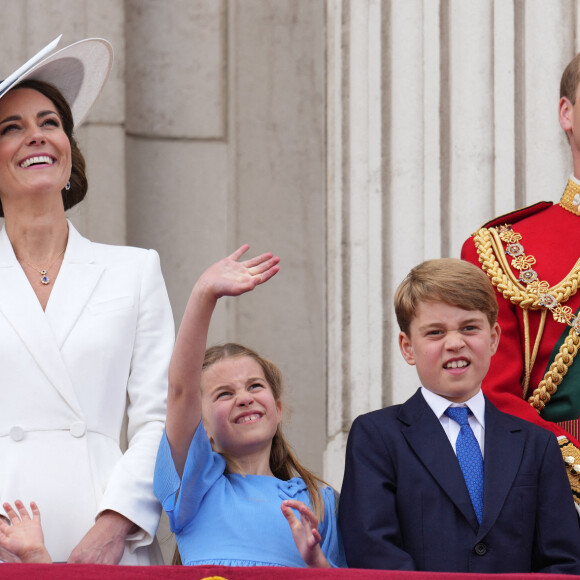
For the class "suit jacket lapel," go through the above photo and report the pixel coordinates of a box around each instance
[477,398,524,539]
[45,222,105,348]
[0,223,102,416]
[399,390,480,532]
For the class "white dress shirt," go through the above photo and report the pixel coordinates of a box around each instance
[421,387,485,458]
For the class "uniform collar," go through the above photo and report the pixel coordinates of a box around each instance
[559,176,580,215]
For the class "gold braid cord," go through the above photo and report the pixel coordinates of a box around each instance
[473,226,580,412]
[528,328,580,411]
[473,228,534,308]
[559,438,580,505]
[473,227,580,311]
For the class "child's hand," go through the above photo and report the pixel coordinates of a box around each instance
[281,499,330,568]
[196,245,280,302]
[0,501,51,563]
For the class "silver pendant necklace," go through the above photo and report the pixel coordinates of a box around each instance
[19,247,66,285]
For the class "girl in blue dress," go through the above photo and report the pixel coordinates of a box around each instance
[153,246,346,568]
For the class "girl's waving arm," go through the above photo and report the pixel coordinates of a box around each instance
[165,245,280,476]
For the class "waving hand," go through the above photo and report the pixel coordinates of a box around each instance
[166,245,280,476]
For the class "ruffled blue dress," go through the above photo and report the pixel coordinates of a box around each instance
[154,422,346,567]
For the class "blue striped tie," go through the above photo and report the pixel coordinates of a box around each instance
[444,406,484,523]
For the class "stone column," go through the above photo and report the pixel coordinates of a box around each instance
[325,0,388,488]
[125,0,228,328]
[226,0,327,473]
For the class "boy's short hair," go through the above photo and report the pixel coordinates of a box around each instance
[560,52,580,103]
[394,258,499,334]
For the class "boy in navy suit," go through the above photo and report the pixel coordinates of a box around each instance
[339,258,580,573]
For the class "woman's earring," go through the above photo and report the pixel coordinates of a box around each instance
[65,181,71,191]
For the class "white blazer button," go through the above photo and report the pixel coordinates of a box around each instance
[70,421,87,438]
[9,426,24,441]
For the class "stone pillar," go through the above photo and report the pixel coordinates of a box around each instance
[125,0,228,330]
[226,0,327,473]
[325,0,389,488]
[445,0,495,255]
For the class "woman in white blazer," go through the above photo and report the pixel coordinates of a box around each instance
[0,38,174,564]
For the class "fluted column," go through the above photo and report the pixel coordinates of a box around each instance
[325,0,388,488]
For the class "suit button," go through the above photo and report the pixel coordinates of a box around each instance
[70,421,86,438]
[474,543,487,556]
[9,426,24,441]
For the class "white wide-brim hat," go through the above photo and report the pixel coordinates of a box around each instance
[0,35,113,128]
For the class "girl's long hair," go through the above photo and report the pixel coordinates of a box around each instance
[203,343,328,520]
[172,343,330,565]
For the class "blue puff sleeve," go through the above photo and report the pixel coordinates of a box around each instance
[154,421,225,532]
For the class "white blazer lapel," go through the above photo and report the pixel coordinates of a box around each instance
[0,226,85,416]
[45,222,105,348]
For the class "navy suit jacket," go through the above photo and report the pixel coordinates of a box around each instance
[339,389,580,573]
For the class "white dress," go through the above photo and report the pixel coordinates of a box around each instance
[0,222,174,563]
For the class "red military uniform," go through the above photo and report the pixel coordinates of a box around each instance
[462,178,580,503]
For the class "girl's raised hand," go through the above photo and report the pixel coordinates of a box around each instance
[281,499,330,568]
[197,245,280,301]
[165,244,280,476]
[0,501,51,563]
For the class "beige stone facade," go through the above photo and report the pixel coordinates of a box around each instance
[1,0,580,564]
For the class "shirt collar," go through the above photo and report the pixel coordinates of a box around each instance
[420,387,485,427]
